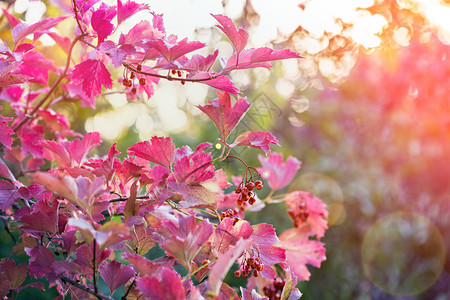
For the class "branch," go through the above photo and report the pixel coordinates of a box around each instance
[60,276,111,300]
[12,34,86,133]
[109,195,150,203]
[123,62,221,83]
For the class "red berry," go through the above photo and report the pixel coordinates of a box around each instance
[235,187,242,194]
[253,269,259,277]
[177,70,182,77]
[181,80,185,85]
[202,259,210,265]
[130,72,135,79]
[246,182,255,191]
[248,197,256,205]
[131,87,137,94]
[220,212,227,219]
[136,64,142,71]
[139,77,146,85]
[234,270,241,277]
[171,69,177,75]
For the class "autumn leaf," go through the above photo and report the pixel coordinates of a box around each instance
[99,261,134,295]
[128,136,175,169]
[212,14,248,54]
[197,91,250,140]
[257,153,301,190]
[71,59,113,99]
[230,131,280,154]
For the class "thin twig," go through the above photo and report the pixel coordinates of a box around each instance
[123,62,221,83]
[60,276,111,300]
[121,279,136,300]
[92,240,98,294]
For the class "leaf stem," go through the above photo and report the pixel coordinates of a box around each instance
[92,240,98,294]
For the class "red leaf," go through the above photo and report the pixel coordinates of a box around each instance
[98,41,135,68]
[128,136,175,168]
[117,0,148,25]
[172,143,214,184]
[120,20,164,45]
[12,16,66,45]
[188,72,240,95]
[122,253,174,276]
[249,223,286,279]
[136,268,185,300]
[197,91,250,140]
[284,191,328,239]
[68,132,102,166]
[25,246,55,279]
[91,3,116,44]
[214,218,253,253]
[99,260,134,295]
[160,215,214,265]
[72,59,113,99]
[0,109,14,149]
[230,131,279,154]
[146,37,205,62]
[168,182,216,208]
[20,198,59,234]
[1,8,20,28]
[223,48,301,73]
[277,227,327,281]
[0,258,27,289]
[212,14,248,54]
[183,50,218,72]
[209,238,252,296]
[257,153,301,190]
[0,179,20,210]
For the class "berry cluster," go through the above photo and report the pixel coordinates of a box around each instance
[234,257,264,278]
[263,279,286,300]
[170,69,186,85]
[288,201,309,226]
[235,180,263,206]
[219,208,238,220]
[122,65,147,94]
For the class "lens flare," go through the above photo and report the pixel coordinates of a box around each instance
[362,212,446,296]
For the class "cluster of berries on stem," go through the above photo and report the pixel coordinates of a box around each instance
[122,64,147,94]
[288,200,309,226]
[263,279,286,300]
[170,69,186,85]
[220,208,241,225]
[234,255,264,278]
[235,179,263,206]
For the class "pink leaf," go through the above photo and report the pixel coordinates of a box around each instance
[230,131,280,154]
[120,20,164,45]
[197,91,250,140]
[117,0,148,25]
[160,215,214,265]
[72,59,113,99]
[12,16,66,45]
[249,223,286,279]
[209,238,252,296]
[277,227,327,281]
[168,182,216,208]
[0,111,14,149]
[122,253,174,276]
[146,37,205,62]
[99,261,134,294]
[188,72,240,95]
[1,8,20,28]
[98,41,134,68]
[183,50,218,72]
[68,132,102,166]
[0,179,20,210]
[172,143,214,184]
[136,267,185,300]
[212,14,248,54]
[214,218,253,253]
[257,153,301,190]
[91,3,117,44]
[223,48,301,73]
[128,136,175,168]
[284,191,328,239]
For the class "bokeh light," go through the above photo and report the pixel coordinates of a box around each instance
[362,212,446,296]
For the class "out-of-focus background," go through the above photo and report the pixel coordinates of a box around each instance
[2,0,450,299]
